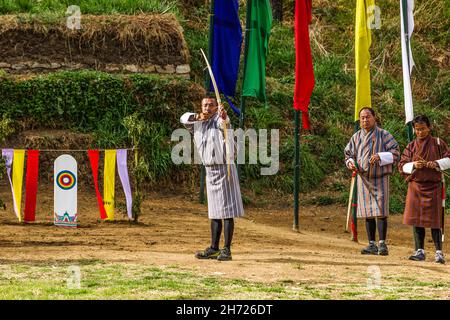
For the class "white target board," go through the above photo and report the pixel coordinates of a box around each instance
[54,155,78,227]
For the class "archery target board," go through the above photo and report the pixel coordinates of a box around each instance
[54,155,78,227]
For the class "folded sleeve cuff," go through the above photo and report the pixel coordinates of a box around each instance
[402,162,414,174]
[436,157,450,171]
[217,115,230,127]
[378,152,394,166]
[346,158,355,168]
[180,112,196,124]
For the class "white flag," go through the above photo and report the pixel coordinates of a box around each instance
[400,0,415,124]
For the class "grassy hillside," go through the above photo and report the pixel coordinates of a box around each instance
[182,0,449,211]
[0,0,449,212]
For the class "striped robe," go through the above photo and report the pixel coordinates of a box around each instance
[399,136,450,228]
[344,126,400,218]
[180,112,244,219]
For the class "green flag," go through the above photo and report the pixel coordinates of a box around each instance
[241,0,272,102]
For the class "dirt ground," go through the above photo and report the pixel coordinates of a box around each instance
[0,184,449,298]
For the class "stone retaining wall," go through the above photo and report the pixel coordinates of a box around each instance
[0,61,190,77]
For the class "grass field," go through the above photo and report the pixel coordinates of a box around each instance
[2,260,450,300]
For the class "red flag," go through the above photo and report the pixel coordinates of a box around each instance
[88,150,108,220]
[293,0,315,129]
[24,150,39,222]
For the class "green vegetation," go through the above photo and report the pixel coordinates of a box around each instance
[0,115,15,208]
[0,71,203,188]
[0,156,4,208]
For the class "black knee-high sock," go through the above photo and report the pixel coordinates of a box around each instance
[210,219,222,250]
[224,218,234,249]
[377,218,387,241]
[413,226,420,251]
[431,228,442,251]
[365,218,376,243]
[415,227,425,250]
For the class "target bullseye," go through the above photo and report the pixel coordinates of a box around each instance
[56,170,76,190]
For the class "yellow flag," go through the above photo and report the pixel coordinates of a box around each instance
[12,149,25,222]
[103,150,116,220]
[355,0,374,121]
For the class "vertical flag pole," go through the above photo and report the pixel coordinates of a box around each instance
[293,110,300,231]
[403,0,417,249]
[238,0,252,179]
[237,96,246,180]
[292,0,315,232]
[199,0,216,204]
[401,0,418,249]
[351,122,360,241]
[402,0,414,142]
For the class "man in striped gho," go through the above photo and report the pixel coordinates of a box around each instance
[345,107,400,256]
[398,115,450,264]
[180,97,244,261]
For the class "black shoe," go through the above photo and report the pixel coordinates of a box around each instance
[361,243,378,255]
[195,247,220,259]
[217,247,232,261]
[378,242,389,256]
[435,251,446,264]
[409,249,426,261]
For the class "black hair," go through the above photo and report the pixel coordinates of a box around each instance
[359,107,375,117]
[202,96,217,104]
[413,115,430,128]
[203,94,216,100]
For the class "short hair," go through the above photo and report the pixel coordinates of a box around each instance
[202,96,217,105]
[413,115,430,127]
[359,107,375,117]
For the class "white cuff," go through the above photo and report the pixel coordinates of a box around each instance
[346,158,355,168]
[180,112,197,124]
[378,152,394,166]
[436,157,450,171]
[217,115,230,127]
[402,162,414,174]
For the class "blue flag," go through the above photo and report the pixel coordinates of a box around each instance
[210,0,243,98]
